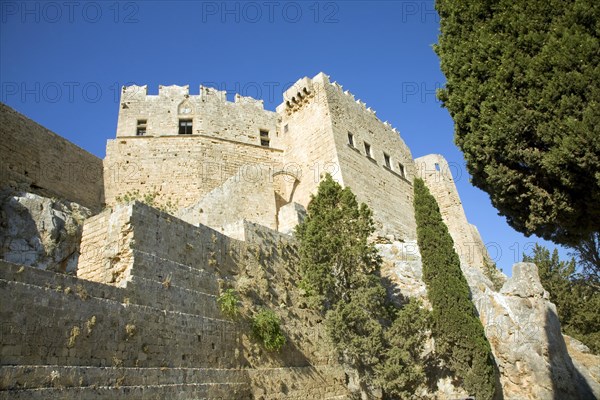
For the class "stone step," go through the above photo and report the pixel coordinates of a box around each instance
[1,382,251,400]
[0,261,225,320]
[0,365,248,390]
[129,250,220,295]
[125,275,221,319]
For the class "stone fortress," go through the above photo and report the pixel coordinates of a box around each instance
[0,73,598,399]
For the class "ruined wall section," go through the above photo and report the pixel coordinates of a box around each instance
[78,205,134,286]
[275,74,340,209]
[324,79,417,240]
[117,84,282,148]
[415,154,488,268]
[0,103,104,210]
[103,135,283,209]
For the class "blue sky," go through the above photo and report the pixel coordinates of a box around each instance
[0,0,569,273]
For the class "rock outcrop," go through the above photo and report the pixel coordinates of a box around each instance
[379,241,600,400]
[0,191,91,274]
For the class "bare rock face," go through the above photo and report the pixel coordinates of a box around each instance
[564,336,600,397]
[377,240,429,306]
[467,262,598,400]
[0,190,91,273]
[379,243,600,400]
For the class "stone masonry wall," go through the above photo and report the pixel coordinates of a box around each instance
[0,202,350,398]
[325,78,417,240]
[78,205,133,286]
[176,170,278,232]
[275,73,417,239]
[275,73,340,209]
[415,154,488,268]
[117,84,282,148]
[103,134,283,209]
[0,103,104,210]
[106,73,423,240]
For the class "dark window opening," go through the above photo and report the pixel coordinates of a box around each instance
[179,119,193,135]
[384,153,391,168]
[364,142,372,158]
[284,124,289,133]
[261,139,270,147]
[398,162,406,178]
[348,132,354,147]
[260,129,269,138]
[136,119,147,136]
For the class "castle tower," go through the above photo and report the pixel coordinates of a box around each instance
[105,84,282,210]
[104,73,418,240]
[278,73,417,240]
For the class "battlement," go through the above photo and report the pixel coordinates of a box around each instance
[120,84,264,109]
[278,73,400,136]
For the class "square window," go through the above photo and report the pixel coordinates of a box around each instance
[398,162,406,178]
[348,132,354,147]
[261,139,270,147]
[260,129,269,138]
[179,119,193,135]
[136,119,147,136]
[384,153,391,168]
[364,142,372,158]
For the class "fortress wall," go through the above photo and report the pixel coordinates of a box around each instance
[117,85,282,148]
[0,103,104,210]
[276,73,341,209]
[415,154,487,268]
[103,135,283,209]
[1,203,350,398]
[324,81,417,240]
[0,260,240,371]
[247,367,349,399]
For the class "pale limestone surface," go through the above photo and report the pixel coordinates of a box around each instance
[176,169,279,232]
[416,154,599,400]
[0,191,91,273]
[415,154,489,269]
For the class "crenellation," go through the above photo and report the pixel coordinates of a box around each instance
[121,84,148,100]
[234,93,264,108]
[158,84,189,97]
[200,85,227,102]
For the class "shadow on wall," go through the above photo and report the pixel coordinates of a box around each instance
[546,308,595,399]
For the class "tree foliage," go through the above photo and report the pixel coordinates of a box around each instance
[414,178,497,400]
[374,299,431,399]
[295,174,380,310]
[435,0,600,246]
[570,232,600,289]
[296,174,430,398]
[524,244,600,353]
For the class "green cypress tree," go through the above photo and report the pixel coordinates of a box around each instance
[296,174,430,397]
[414,178,497,399]
[295,174,379,310]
